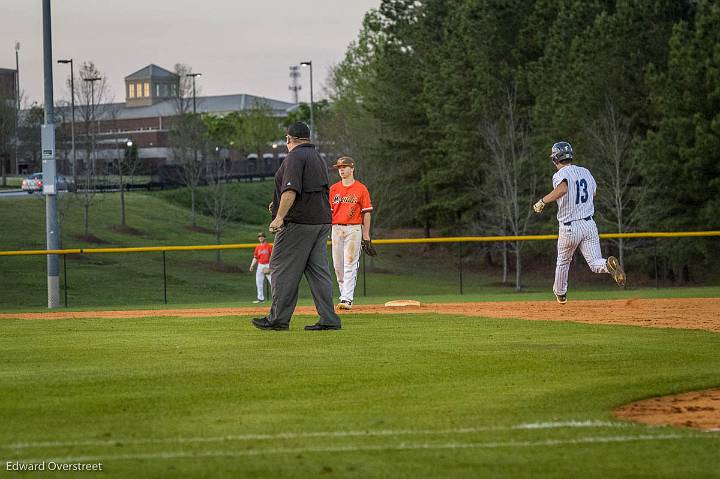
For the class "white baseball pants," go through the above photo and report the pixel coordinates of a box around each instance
[255,263,271,301]
[332,224,362,303]
[553,219,609,295]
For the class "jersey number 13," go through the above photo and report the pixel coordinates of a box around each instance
[575,179,589,204]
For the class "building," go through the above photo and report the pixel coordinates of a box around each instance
[0,68,19,177]
[20,64,300,180]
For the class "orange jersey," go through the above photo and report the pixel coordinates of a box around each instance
[329,180,373,225]
[253,243,273,264]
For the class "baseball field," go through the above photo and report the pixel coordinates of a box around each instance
[2,292,719,478]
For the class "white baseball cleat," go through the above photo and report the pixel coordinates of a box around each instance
[607,256,626,287]
[336,300,353,310]
[555,293,567,305]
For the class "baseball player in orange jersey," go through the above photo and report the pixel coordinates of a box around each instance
[249,232,272,303]
[533,141,626,304]
[329,157,373,310]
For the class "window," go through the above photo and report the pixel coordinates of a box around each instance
[170,84,177,97]
[144,82,150,98]
[128,83,135,98]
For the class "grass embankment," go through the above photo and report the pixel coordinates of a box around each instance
[0,182,717,311]
[1,314,719,478]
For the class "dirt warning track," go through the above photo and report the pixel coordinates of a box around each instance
[1,297,718,332]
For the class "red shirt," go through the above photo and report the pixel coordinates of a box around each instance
[253,243,272,264]
[329,180,373,225]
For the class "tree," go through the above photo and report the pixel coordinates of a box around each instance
[480,88,539,291]
[639,0,720,279]
[17,104,43,172]
[169,63,208,227]
[74,61,110,238]
[172,63,198,115]
[203,149,236,263]
[170,113,207,227]
[584,98,644,267]
[0,82,17,184]
[239,101,283,167]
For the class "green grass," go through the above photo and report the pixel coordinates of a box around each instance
[0,313,718,478]
[0,185,717,311]
[157,179,275,226]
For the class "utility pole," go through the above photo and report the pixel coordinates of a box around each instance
[42,0,60,308]
[14,41,20,175]
[288,66,301,104]
[300,61,314,142]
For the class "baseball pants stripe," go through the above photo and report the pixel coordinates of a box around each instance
[332,224,362,303]
[553,219,609,296]
[255,263,271,301]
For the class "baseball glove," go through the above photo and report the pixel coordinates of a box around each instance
[361,239,378,256]
[532,199,545,213]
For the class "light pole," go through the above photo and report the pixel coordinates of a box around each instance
[186,72,202,114]
[300,61,314,142]
[42,0,60,308]
[14,41,20,175]
[57,59,76,186]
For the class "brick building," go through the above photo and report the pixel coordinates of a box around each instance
[20,64,299,179]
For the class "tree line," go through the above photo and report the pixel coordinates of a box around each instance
[313,0,720,287]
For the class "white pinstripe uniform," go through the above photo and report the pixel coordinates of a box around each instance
[552,164,609,295]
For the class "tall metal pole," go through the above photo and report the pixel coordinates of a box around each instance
[42,0,60,308]
[192,76,196,114]
[14,42,20,175]
[301,61,314,142]
[69,60,75,185]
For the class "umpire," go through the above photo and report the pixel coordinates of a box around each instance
[252,121,342,331]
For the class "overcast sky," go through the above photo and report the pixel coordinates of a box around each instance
[0,0,380,106]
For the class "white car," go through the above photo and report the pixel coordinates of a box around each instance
[21,173,75,193]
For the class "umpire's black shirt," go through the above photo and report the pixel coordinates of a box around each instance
[272,143,331,224]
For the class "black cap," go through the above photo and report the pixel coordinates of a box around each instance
[287,121,311,140]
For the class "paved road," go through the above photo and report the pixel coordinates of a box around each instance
[0,189,73,199]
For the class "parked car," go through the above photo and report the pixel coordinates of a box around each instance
[21,173,76,193]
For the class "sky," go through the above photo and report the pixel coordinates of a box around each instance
[0,0,380,106]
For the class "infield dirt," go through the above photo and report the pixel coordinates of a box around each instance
[2,297,718,431]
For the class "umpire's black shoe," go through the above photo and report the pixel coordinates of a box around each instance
[252,317,289,331]
[304,322,342,331]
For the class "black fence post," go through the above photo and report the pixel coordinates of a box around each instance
[459,241,464,295]
[162,251,168,304]
[362,253,367,297]
[654,239,659,289]
[63,254,68,307]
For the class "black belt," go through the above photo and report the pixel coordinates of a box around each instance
[563,216,593,226]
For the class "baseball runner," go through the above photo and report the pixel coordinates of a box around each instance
[533,141,626,304]
[249,232,272,303]
[329,157,375,310]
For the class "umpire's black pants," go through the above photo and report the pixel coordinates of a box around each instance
[267,222,341,328]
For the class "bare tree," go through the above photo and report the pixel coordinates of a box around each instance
[480,88,539,291]
[585,98,644,267]
[170,113,207,227]
[74,61,110,238]
[169,63,207,227]
[172,63,197,115]
[203,149,237,263]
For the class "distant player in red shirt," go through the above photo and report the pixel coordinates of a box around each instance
[329,156,373,310]
[249,232,272,303]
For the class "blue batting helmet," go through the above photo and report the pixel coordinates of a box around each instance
[550,141,573,163]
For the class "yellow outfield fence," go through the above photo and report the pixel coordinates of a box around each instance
[0,231,718,256]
